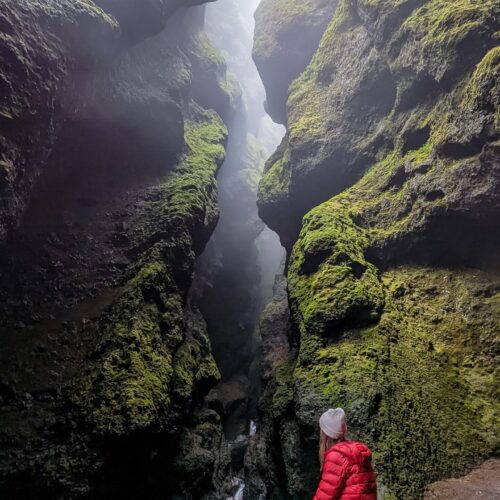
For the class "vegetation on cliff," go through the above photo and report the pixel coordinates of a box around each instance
[258,0,500,246]
[0,2,235,497]
[75,105,227,437]
[292,268,499,497]
[255,0,500,497]
[253,0,338,124]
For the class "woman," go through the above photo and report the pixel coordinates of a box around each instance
[313,408,377,500]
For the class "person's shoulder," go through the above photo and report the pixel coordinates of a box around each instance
[336,440,372,452]
[329,440,373,464]
[324,443,350,466]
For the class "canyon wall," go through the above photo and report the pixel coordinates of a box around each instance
[254,0,500,498]
[1,1,498,498]
[0,1,236,497]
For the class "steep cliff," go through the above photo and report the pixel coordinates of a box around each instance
[0,1,236,497]
[255,0,500,498]
[253,0,339,124]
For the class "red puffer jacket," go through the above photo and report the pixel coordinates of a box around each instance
[313,441,377,500]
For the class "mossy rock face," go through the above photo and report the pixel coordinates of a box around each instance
[0,3,231,496]
[0,100,227,497]
[257,0,500,245]
[255,0,500,497]
[169,408,231,499]
[0,0,229,246]
[289,206,385,340]
[69,103,227,465]
[0,0,119,241]
[292,268,499,498]
[253,0,339,124]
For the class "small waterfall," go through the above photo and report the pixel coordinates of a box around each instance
[228,477,245,500]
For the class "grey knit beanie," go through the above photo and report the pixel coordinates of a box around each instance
[319,408,348,439]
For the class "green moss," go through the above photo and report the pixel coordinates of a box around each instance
[288,87,326,140]
[75,260,179,435]
[286,145,443,342]
[394,0,500,81]
[162,107,227,228]
[75,104,227,436]
[429,46,500,149]
[286,0,353,146]
[463,46,500,114]
[289,204,385,339]
[172,312,220,402]
[272,357,296,419]
[293,267,500,497]
[357,0,409,6]
[258,146,291,206]
[402,0,498,46]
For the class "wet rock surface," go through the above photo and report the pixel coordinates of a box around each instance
[0,1,236,497]
[254,0,500,498]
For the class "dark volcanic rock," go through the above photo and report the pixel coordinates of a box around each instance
[243,274,299,499]
[254,0,500,498]
[0,2,238,498]
[94,0,216,44]
[0,0,119,242]
[253,0,338,124]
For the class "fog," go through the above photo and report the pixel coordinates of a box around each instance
[188,0,285,440]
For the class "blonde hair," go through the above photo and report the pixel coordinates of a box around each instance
[319,429,343,470]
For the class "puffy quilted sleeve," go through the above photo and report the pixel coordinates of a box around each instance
[313,450,348,500]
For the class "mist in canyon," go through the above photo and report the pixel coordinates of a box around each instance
[190,0,285,437]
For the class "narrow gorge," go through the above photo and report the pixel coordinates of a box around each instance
[0,1,498,499]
